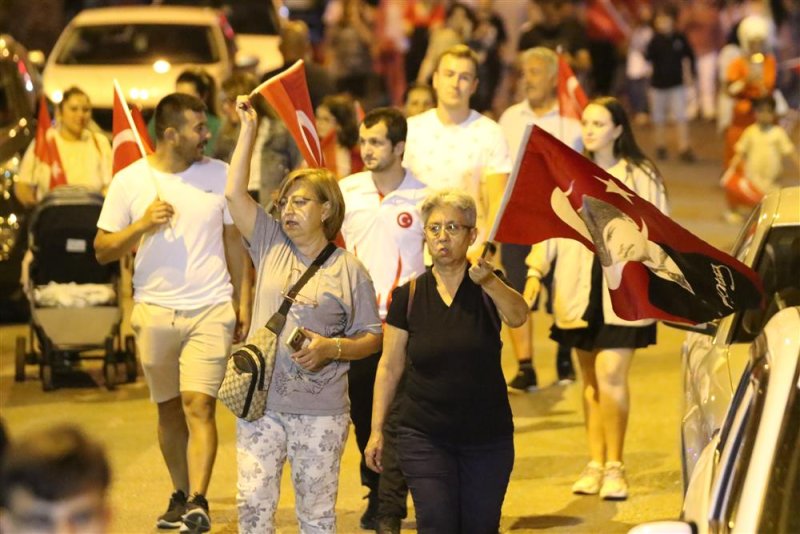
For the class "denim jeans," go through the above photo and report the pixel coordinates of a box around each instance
[397,426,514,533]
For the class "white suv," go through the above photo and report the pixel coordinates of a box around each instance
[42,5,238,131]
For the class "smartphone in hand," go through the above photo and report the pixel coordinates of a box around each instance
[286,326,311,352]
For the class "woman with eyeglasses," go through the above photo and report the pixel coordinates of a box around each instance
[225,96,382,531]
[365,189,528,532]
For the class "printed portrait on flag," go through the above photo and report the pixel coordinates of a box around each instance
[491,125,763,325]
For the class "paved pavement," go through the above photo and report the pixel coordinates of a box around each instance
[0,120,782,532]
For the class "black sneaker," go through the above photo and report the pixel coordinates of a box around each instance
[157,490,187,529]
[377,516,402,534]
[360,491,379,529]
[180,494,211,533]
[508,367,538,392]
[556,347,576,385]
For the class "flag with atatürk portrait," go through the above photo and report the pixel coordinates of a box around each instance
[252,59,325,168]
[489,125,763,324]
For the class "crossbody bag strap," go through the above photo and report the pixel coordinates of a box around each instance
[265,242,337,333]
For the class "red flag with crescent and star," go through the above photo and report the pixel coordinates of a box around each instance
[112,81,153,176]
[33,96,67,189]
[489,126,763,325]
[557,55,588,121]
[252,60,325,168]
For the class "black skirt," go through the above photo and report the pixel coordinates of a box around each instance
[550,258,657,351]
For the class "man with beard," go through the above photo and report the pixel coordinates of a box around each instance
[339,107,427,533]
[94,93,247,533]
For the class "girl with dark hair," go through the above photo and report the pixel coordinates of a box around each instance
[525,96,668,501]
[316,93,364,179]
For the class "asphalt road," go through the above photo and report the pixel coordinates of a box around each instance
[0,120,790,533]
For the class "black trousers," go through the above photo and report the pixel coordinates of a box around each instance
[348,352,408,519]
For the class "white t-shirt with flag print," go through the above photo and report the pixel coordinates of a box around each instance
[403,108,512,244]
[339,170,428,319]
[96,157,234,310]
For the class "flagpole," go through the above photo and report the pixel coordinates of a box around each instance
[486,124,534,245]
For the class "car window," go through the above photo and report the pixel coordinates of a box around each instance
[757,373,800,534]
[56,24,220,65]
[732,225,800,343]
[710,360,768,529]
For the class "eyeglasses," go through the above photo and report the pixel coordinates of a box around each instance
[281,267,319,308]
[424,222,473,237]
[277,196,319,211]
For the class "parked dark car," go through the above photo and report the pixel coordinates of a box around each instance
[0,34,41,322]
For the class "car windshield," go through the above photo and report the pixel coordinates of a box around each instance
[56,24,219,65]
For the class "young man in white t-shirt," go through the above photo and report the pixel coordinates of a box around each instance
[498,46,583,392]
[403,44,512,255]
[339,107,426,532]
[94,93,247,533]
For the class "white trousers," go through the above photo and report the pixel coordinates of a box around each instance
[236,410,350,533]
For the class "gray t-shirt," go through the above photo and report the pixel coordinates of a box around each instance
[245,208,382,415]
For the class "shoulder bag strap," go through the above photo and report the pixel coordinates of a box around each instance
[265,242,337,334]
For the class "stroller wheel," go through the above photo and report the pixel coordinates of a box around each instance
[103,362,117,391]
[40,362,54,392]
[124,334,137,383]
[104,337,117,390]
[15,336,26,382]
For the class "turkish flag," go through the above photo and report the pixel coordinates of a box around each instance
[252,60,324,167]
[490,126,763,324]
[34,96,67,189]
[557,55,588,121]
[112,81,152,176]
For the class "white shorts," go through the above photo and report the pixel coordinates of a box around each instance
[130,301,235,403]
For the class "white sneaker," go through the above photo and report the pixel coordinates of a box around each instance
[600,461,628,500]
[572,461,604,495]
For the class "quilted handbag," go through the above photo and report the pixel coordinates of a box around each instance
[218,326,277,422]
[217,243,336,421]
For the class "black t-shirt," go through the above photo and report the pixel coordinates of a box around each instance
[386,269,514,444]
[645,32,696,89]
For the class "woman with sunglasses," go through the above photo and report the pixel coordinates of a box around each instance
[365,189,528,533]
[226,96,382,531]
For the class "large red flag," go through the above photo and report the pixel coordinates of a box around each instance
[252,60,324,167]
[34,96,67,189]
[490,126,763,325]
[557,56,588,120]
[112,81,152,176]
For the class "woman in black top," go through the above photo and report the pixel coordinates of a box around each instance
[366,190,528,533]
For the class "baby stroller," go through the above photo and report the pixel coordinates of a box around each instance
[14,186,136,391]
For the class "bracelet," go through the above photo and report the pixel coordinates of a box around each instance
[333,337,342,361]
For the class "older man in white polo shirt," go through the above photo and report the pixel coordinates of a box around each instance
[498,46,583,392]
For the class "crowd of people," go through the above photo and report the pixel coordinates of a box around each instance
[2,0,799,533]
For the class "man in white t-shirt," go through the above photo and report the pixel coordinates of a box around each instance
[339,107,426,532]
[403,44,512,255]
[94,93,247,533]
[498,46,583,392]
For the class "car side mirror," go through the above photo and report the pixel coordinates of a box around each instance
[628,520,696,534]
[28,50,46,70]
[664,320,717,336]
